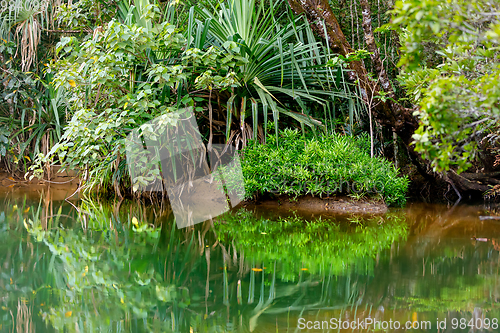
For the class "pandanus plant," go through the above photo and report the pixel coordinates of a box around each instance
[188,0,358,148]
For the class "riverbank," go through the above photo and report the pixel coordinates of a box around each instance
[245,194,387,216]
[0,171,387,216]
[0,170,79,201]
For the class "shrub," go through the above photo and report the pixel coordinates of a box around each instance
[236,129,409,206]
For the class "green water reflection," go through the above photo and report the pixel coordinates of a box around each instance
[0,193,500,332]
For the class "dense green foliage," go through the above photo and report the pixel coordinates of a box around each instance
[390,0,500,172]
[5,0,365,195]
[236,129,408,206]
[33,17,188,188]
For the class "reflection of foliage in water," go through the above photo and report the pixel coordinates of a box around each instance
[0,200,78,332]
[397,280,498,313]
[388,240,500,313]
[20,200,205,332]
[214,209,409,280]
[3,200,411,332]
[4,198,500,332]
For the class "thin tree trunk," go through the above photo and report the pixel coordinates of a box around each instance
[393,130,398,169]
[338,0,347,30]
[350,0,355,46]
[353,0,360,48]
[357,0,431,177]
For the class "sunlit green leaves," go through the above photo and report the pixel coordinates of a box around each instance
[228,129,409,206]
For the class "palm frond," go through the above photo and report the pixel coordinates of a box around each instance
[0,0,57,71]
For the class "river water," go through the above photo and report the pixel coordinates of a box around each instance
[0,188,499,332]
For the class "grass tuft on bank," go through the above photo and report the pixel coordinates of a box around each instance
[237,129,409,206]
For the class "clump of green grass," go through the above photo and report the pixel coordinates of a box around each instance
[236,129,409,206]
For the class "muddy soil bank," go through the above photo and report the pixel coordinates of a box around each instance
[164,178,389,216]
[243,194,388,217]
[0,170,79,201]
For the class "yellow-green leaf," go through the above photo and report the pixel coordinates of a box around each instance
[132,217,139,226]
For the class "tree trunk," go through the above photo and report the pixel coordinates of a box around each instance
[287,0,365,83]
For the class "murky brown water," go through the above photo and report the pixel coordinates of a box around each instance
[0,187,499,332]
